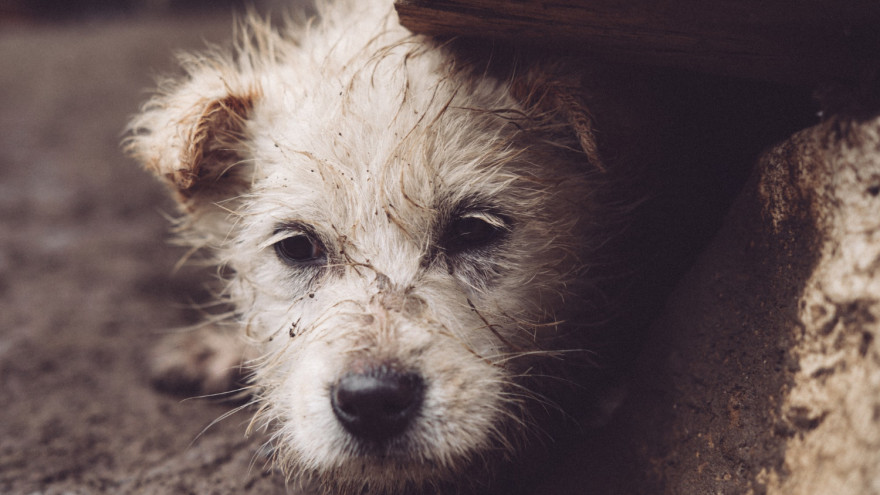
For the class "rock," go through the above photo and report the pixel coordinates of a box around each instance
[618,114,880,494]
[759,115,880,494]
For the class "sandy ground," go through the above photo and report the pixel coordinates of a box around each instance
[0,14,290,494]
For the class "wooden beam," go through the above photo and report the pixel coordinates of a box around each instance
[395,0,880,85]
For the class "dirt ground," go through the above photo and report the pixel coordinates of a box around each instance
[0,14,291,494]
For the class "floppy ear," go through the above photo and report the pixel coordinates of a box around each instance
[511,64,605,173]
[125,66,261,212]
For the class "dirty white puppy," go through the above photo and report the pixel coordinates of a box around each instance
[127,1,619,493]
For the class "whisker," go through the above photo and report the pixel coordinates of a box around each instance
[186,399,256,449]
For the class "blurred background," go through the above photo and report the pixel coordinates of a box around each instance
[0,0,286,20]
[0,1,303,493]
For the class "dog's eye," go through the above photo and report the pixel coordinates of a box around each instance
[444,213,508,254]
[274,234,326,265]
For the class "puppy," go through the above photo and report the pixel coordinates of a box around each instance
[126,1,627,492]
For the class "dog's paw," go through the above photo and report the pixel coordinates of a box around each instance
[149,327,249,397]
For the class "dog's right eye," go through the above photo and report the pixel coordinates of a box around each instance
[274,234,326,265]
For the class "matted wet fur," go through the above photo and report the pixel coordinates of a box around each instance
[125,1,634,493]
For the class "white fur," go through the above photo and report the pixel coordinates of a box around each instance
[127,1,609,493]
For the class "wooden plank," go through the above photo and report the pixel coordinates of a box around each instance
[395,0,880,85]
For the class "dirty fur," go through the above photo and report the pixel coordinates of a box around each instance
[125,1,628,493]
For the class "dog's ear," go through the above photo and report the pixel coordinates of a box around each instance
[510,64,605,173]
[125,69,261,211]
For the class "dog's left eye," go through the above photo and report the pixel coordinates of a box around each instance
[444,213,508,255]
[274,234,326,265]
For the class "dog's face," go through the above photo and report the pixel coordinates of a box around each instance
[128,7,603,493]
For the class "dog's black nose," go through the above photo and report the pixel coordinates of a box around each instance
[331,365,424,442]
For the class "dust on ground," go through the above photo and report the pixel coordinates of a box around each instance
[0,14,289,494]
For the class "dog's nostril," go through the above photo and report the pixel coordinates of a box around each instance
[331,367,424,442]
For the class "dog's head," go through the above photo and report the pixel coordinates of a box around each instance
[127,5,611,493]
